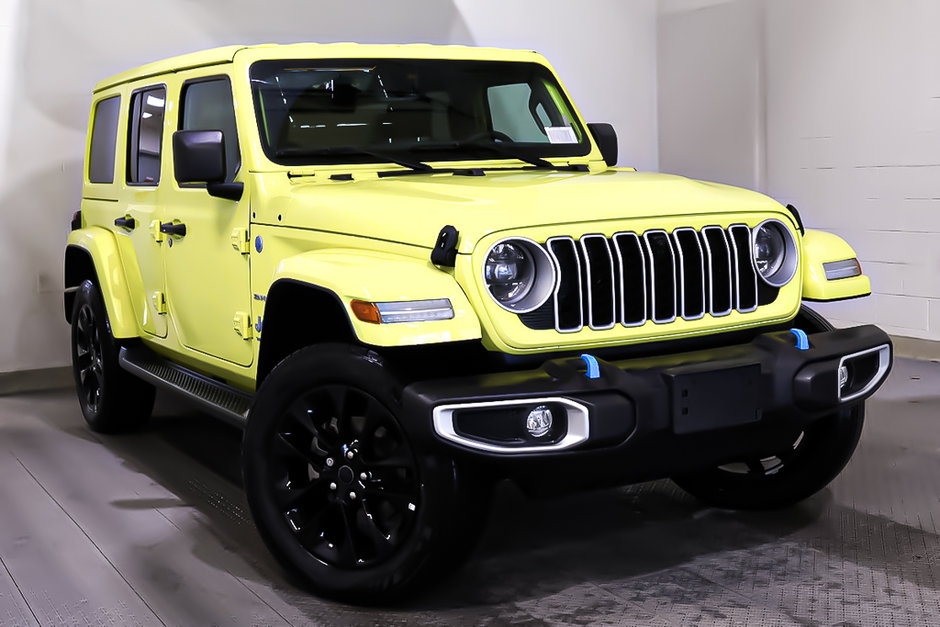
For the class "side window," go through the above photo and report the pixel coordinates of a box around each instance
[88,96,120,183]
[127,86,166,185]
[179,77,240,183]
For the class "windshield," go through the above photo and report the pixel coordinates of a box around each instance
[250,58,590,166]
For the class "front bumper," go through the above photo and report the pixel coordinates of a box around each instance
[400,325,892,491]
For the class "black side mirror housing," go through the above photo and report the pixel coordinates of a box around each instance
[587,123,618,167]
[173,130,243,201]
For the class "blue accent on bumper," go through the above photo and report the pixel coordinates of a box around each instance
[580,354,601,379]
[790,328,809,350]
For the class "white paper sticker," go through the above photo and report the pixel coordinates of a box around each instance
[545,126,578,144]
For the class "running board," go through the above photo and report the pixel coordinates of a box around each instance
[119,346,252,427]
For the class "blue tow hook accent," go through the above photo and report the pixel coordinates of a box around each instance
[790,328,809,351]
[580,354,601,379]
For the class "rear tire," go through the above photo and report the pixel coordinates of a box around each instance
[70,280,155,433]
[242,343,488,602]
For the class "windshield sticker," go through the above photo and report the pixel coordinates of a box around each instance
[545,126,578,144]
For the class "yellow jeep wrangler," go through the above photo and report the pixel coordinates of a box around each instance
[65,43,892,601]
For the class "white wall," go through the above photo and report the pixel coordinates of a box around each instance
[0,0,658,374]
[658,0,940,341]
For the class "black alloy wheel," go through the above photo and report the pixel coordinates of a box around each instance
[74,301,105,414]
[243,344,489,602]
[270,384,421,569]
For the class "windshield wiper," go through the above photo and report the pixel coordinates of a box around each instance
[274,146,436,173]
[410,141,587,172]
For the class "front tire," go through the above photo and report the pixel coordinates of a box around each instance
[70,280,155,432]
[672,403,864,510]
[672,305,865,510]
[242,344,487,602]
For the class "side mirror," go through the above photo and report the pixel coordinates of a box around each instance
[172,130,243,201]
[587,123,618,167]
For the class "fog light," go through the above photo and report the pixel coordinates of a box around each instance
[526,405,553,438]
[838,365,849,389]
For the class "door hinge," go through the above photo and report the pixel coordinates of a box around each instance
[230,228,250,254]
[150,220,164,243]
[233,311,253,339]
[151,291,167,315]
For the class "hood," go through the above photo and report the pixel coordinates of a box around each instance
[271,169,786,254]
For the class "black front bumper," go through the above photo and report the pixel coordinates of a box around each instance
[400,325,892,492]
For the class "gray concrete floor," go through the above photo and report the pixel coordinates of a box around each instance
[0,357,937,626]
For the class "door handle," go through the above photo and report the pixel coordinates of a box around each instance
[159,221,187,237]
[114,216,136,230]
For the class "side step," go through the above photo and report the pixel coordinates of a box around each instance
[119,346,252,427]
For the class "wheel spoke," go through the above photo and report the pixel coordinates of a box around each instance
[277,478,328,511]
[363,485,418,505]
[358,501,396,560]
[337,504,362,566]
[745,459,765,474]
[273,433,316,466]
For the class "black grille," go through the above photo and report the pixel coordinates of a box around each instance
[520,225,772,332]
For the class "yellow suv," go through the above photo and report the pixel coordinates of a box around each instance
[66,43,892,601]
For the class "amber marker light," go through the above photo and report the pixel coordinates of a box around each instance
[351,300,382,324]
[351,299,455,324]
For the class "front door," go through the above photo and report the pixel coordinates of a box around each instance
[161,73,253,366]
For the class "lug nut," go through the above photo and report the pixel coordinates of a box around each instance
[360,472,368,481]
[346,450,355,460]
[349,491,357,500]
[325,458,334,467]
[329,482,337,491]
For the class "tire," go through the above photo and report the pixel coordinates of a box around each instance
[671,403,864,510]
[672,305,864,510]
[242,343,488,603]
[70,280,155,432]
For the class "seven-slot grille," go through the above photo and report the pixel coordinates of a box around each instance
[523,225,764,333]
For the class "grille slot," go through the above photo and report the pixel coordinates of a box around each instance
[729,224,758,312]
[702,226,733,316]
[580,235,617,330]
[546,237,584,332]
[674,228,706,320]
[520,224,771,333]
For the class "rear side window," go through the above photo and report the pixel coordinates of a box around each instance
[88,96,120,183]
[179,77,240,183]
[127,86,166,185]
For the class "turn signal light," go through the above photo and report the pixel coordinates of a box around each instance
[350,300,382,324]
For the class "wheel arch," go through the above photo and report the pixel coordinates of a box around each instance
[65,228,138,338]
[256,279,358,384]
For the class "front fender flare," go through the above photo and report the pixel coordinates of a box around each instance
[801,229,871,301]
[66,228,138,338]
[270,250,482,346]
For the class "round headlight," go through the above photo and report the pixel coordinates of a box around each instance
[752,219,798,287]
[483,238,556,313]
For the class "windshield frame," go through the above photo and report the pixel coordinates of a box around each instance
[248,58,593,168]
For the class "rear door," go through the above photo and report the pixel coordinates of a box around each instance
[120,84,169,337]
